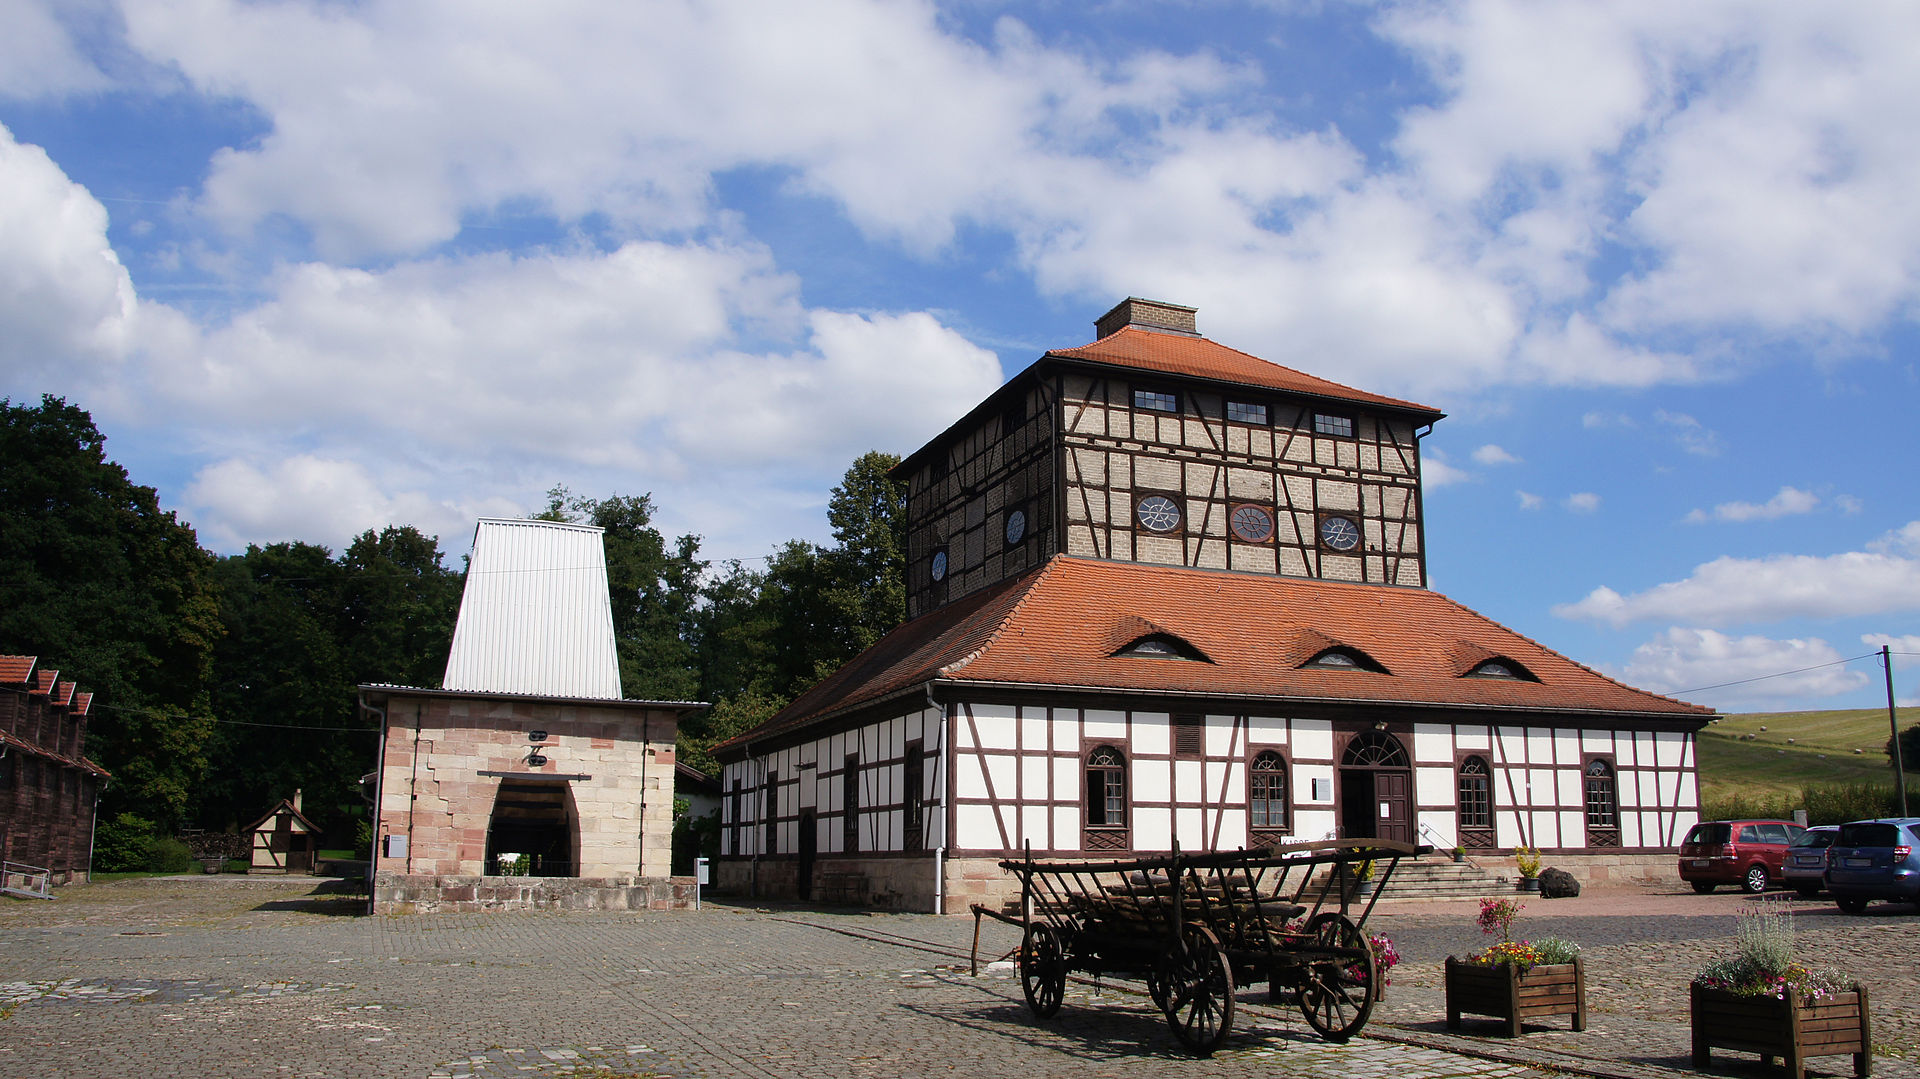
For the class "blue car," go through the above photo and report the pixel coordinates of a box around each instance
[1826,817,1920,914]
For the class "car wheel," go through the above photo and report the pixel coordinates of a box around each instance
[1691,881,1715,894]
[1836,897,1867,914]
[1743,865,1768,894]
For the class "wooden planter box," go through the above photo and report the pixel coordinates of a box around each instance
[1690,983,1871,1078]
[1445,956,1586,1037]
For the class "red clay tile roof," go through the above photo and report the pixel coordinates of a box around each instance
[32,669,57,695]
[0,656,35,683]
[52,681,75,708]
[73,691,93,716]
[1048,326,1443,418]
[722,557,1707,754]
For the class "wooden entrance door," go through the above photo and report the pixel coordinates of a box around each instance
[1373,770,1412,844]
[797,811,817,900]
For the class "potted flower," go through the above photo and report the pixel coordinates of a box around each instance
[1451,845,1466,864]
[1445,897,1586,1037]
[1368,932,1399,1002]
[1690,906,1869,1079]
[1514,846,1542,892]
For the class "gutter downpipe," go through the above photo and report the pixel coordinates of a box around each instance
[359,693,389,898]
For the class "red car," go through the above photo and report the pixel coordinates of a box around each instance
[1678,819,1806,893]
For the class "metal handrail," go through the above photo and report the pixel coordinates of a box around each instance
[1,860,53,899]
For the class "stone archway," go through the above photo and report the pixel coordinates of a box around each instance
[485,780,577,877]
[1338,729,1412,843]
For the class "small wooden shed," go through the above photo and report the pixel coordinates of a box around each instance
[247,790,321,874]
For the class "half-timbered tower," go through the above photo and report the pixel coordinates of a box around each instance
[715,300,1710,912]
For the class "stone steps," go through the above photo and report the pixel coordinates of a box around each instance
[1311,855,1511,901]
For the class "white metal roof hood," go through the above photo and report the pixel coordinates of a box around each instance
[442,517,623,700]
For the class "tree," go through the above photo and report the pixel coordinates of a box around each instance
[538,488,705,701]
[819,450,907,656]
[1887,723,1920,772]
[0,396,221,827]
[201,542,348,832]
[337,525,461,690]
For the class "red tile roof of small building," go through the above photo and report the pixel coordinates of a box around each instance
[1047,325,1443,418]
[73,691,93,716]
[32,670,57,695]
[0,656,35,683]
[721,557,1707,753]
[52,681,75,708]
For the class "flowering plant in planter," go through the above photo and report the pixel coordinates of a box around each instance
[1446,897,1587,1036]
[1368,933,1400,985]
[1461,898,1579,970]
[1691,906,1849,1001]
[1689,906,1869,1077]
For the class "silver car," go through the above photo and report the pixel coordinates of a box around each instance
[1783,824,1839,897]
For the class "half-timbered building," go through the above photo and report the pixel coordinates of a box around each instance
[714,299,1711,912]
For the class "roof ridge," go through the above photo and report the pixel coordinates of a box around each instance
[1066,327,1394,405]
[939,556,1069,676]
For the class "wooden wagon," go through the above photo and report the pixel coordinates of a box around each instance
[985,839,1420,1055]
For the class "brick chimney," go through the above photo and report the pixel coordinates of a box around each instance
[1095,297,1198,338]
[292,788,303,813]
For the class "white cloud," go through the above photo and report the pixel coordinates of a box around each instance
[0,1,108,98]
[1685,485,1820,524]
[1654,409,1720,456]
[1516,490,1543,511]
[1471,443,1519,465]
[1582,411,1634,429]
[1555,521,1920,627]
[1836,494,1864,515]
[184,455,522,552]
[0,123,138,381]
[1564,491,1600,513]
[1620,628,1869,708]
[1422,450,1470,488]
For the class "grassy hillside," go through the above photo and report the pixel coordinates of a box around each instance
[1697,706,1916,804]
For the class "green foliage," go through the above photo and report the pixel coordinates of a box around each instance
[539,488,705,701]
[93,812,159,872]
[1533,938,1581,965]
[198,527,458,843]
[1701,780,1919,825]
[672,797,721,876]
[1887,723,1920,771]
[677,691,785,777]
[354,819,373,860]
[148,835,194,874]
[0,396,222,828]
[1694,906,1852,998]
[1514,845,1541,878]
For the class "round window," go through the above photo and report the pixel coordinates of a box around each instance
[1136,495,1182,533]
[1318,515,1361,551]
[1230,504,1275,543]
[930,549,948,582]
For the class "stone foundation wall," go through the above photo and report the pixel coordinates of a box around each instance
[710,857,942,911]
[374,872,695,913]
[1519,852,1674,887]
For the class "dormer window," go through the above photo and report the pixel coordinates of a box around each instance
[1302,647,1386,673]
[1116,634,1208,661]
[1465,657,1540,682]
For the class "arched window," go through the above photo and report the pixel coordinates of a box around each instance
[1341,730,1409,767]
[1248,751,1289,840]
[1584,758,1620,847]
[1084,745,1129,851]
[1457,756,1493,848]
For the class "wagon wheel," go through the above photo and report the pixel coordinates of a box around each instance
[1297,912,1377,1042]
[1160,924,1236,1056]
[1020,923,1068,1019]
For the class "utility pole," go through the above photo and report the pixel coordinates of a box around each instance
[1887,645,1909,816]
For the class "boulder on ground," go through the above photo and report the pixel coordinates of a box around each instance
[1539,867,1581,899]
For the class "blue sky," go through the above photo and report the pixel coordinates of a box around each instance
[2,0,1916,713]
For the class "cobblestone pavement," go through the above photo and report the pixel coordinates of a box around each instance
[2,877,1914,1079]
